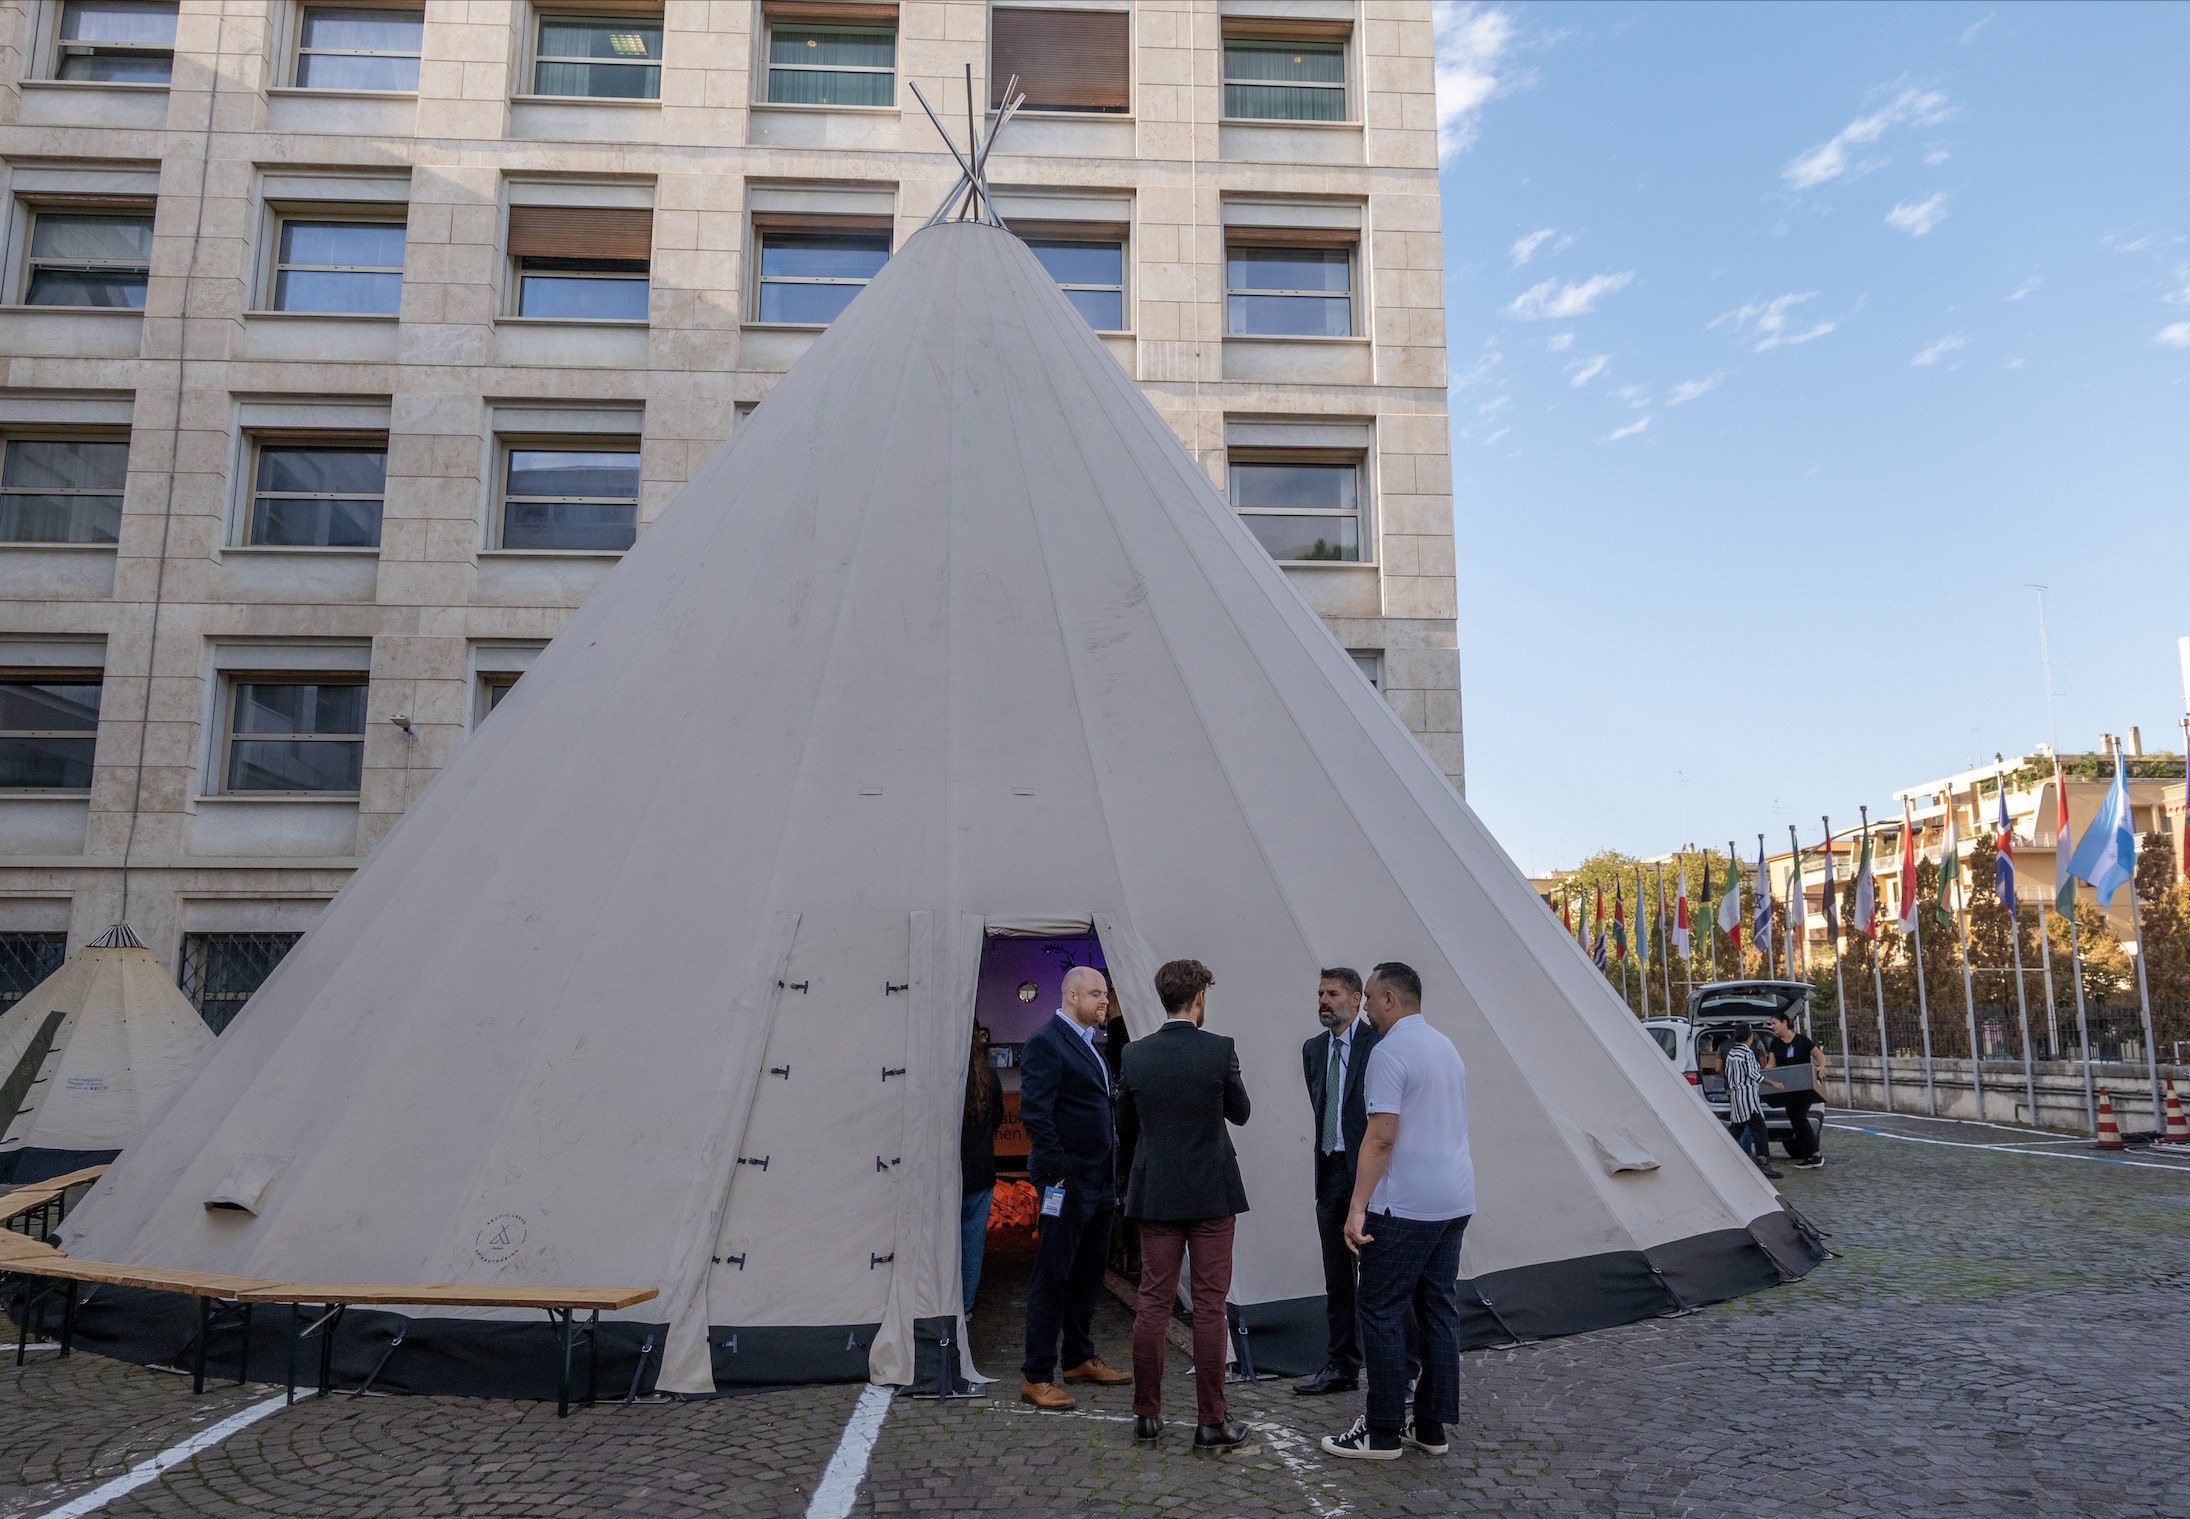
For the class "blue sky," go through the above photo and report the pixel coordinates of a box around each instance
[1429,1,2190,874]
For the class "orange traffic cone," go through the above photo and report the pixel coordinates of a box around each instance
[2096,1087,2123,1150]
[2163,1078,2190,1147]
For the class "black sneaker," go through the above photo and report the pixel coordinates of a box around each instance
[1759,1164,1786,1179]
[1321,1416,1403,1461]
[1796,1156,1825,1169]
[1402,1420,1448,1455]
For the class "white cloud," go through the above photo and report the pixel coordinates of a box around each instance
[2007,356,2026,369]
[1711,292,1836,352]
[1545,331,1576,351]
[2167,267,2190,307]
[1567,355,1609,387]
[1504,271,1634,321]
[2007,276,2041,301]
[1611,385,1648,407]
[1605,416,1652,441]
[1960,12,1996,44]
[1509,227,1572,267]
[1433,4,1518,162]
[1923,147,1952,166]
[1781,87,1955,190]
[1911,334,1969,366]
[1481,426,1511,445]
[1477,394,1511,415]
[1666,374,1724,406]
[1885,192,1949,237]
[2104,232,2161,255]
[2158,323,2190,348]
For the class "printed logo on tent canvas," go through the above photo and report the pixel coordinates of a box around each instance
[475,1213,528,1264]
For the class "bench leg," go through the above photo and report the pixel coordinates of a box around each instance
[586,1309,600,1408]
[318,1306,344,1398]
[14,1277,32,1367]
[555,1309,573,1418]
[237,1302,252,1386]
[194,1297,210,1395]
[58,1278,74,1359]
[351,1325,404,1399]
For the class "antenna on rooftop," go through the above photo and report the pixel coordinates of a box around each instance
[911,65,1025,229]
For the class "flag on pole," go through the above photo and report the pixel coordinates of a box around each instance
[1788,850,1807,940]
[1936,800,1962,930]
[1562,889,1573,937]
[2053,757,2076,914]
[1896,801,1922,934]
[1821,831,1840,942]
[1590,888,1608,969]
[1853,825,1877,938]
[1612,885,1628,962]
[1993,777,2017,908]
[1673,857,1692,957]
[1634,872,1651,968]
[2065,753,2136,905]
[1718,851,1742,956]
[1752,837,1774,961]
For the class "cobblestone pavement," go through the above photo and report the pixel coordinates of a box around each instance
[7,1115,2190,1518]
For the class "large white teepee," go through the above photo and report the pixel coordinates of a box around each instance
[0,926,213,1185]
[60,221,1817,1398]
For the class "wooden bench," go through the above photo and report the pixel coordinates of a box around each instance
[1,1165,108,1239]
[0,1246,654,1415]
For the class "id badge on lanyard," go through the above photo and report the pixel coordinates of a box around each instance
[1041,1185,1066,1217]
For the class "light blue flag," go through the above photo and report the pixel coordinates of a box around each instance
[2064,757,2136,905]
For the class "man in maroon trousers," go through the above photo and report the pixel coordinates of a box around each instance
[1116,959,1254,1451]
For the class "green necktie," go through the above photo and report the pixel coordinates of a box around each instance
[1320,1037,1343,1154]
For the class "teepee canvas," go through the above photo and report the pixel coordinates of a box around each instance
[59,221,1818,1398]
[0,926,213,1185]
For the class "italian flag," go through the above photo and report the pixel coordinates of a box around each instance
[1717,851,1742,955]
[1935,799,1962,929]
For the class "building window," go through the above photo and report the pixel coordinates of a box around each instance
[24,209,155,309]
[1226,243,1354,337]
[247,441,386,547]
[1348,650,1382,692]
[293,5,423,91]
[223,680,367,793]
[482,672,522,714]
[508,205,652,320]
[178,932,301,1033]
[1230,458,1361,563]
[55,0,177,84]
[1027,240,1124,331]
[755,230,889,325]
[1222,38,1345,122]
[499,444,640,551]
[765,21,895,106]
[0,680,102,790]
[0,933,68,1011]
[533,12,663,99]
[271,218,406,314]
[990,7,1128,114]
[0,437,129,544]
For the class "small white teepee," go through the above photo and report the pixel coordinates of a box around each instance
[0,925,213,1185]
[59,222,1818,1399]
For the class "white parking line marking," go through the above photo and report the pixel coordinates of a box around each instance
[1829,1124,2190,1172]
[804,1382,893,1519]
[33,1392,289,1518]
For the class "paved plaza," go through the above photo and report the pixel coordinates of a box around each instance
[7,1114,2190,1518]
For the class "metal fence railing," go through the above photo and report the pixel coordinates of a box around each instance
[177,932,302,1034]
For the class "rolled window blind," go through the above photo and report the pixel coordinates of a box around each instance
[507,206,654,262]
[991,9,1129,112]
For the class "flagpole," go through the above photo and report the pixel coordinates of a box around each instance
[1655,859,1674,1015]
[1862,805,1897,1115]
[2067,878,2096,1134]
[1705,848,1719,985]
[1728,839,1742,976]
[1789,825,1809,989]
[1823,816,1853,1107]
[1998,767,2038,1125]
[1962,792,1997,1120]
[1634,867,1650,1022]
[2113,736,2164,1132]
[1896,801,1939,1115]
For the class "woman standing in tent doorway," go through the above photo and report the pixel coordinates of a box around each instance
[962,1022,1007,1317]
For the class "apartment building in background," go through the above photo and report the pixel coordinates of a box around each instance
[0,0,1458,1019]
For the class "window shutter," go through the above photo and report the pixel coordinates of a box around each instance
[991,9,1129,112]
[507,206,654,262]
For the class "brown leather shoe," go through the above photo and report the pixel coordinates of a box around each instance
[1061,1357,1132,1385]
[1020,1380,1077,1410]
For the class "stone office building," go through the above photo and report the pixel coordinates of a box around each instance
[0,0,1460,1021]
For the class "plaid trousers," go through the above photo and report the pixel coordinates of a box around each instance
[1356,1210,1469,1431]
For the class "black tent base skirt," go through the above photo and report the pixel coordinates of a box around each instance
[0,1147,121,1186]
[39,1211,1822,1401]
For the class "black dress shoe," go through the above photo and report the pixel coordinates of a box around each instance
[1193,1420,1250,1451]
[1134,1416,1162,1442]
[1292,1366,1358,1395]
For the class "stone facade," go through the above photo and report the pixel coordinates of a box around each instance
[0,0,1458,985]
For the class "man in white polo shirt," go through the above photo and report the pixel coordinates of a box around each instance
[1320,961,1474,1461]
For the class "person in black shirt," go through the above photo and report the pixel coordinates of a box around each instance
[962,1022,1007,1316]
[1765,1010,1824,1169]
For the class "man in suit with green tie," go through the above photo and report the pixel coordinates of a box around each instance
[1295,966,1381,1395]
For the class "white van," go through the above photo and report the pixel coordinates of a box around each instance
[1641,980,1825,1154]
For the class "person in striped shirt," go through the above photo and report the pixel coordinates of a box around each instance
[1721,1024,1784,1180]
